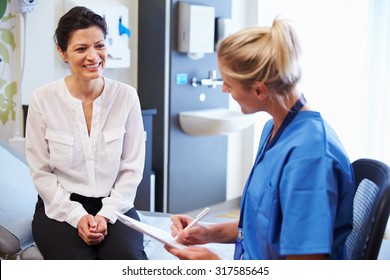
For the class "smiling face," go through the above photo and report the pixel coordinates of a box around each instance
[218,61,268,115]
[221,75,257,114]
[58,26,107,81]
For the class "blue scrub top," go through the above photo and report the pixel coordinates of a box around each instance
[238,111,354,259]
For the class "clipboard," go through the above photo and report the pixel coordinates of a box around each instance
[115,211,187,250]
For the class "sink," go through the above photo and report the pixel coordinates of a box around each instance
[179,108,255,136]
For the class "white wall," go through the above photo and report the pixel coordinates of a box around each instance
[225,0,261,200]
[20,0,138,105]
[255,0,375,164]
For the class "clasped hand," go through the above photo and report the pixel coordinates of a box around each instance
[77,214,108,246]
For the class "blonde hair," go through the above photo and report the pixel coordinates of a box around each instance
[217,18,301,97]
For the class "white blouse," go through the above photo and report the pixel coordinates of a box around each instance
[25,78,145,228]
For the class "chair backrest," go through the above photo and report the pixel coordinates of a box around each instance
[345,158,390,259]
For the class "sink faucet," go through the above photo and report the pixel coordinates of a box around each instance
[191,70,223,88]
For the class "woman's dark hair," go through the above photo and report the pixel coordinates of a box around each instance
[54,6,108,51]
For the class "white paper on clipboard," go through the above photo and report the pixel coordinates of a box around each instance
[115,211,188,250]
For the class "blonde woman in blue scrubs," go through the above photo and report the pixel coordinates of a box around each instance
[166,18,354,260]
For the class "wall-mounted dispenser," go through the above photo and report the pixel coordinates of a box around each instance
[216,18,235,48]
[177,1,215,60]
[64,0,131,68]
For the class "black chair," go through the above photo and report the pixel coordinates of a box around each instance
[345,158,390,259]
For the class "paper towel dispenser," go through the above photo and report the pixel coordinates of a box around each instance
[177,1,215,60]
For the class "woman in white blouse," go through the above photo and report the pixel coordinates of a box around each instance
[25,6,147,259]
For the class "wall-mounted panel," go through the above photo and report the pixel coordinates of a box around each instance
[138,0,232,213]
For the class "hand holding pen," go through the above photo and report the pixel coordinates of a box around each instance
[172,207,211,244]
[183,207,211,231]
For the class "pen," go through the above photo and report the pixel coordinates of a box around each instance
[184,207,211,231]
[174,207,210,241]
